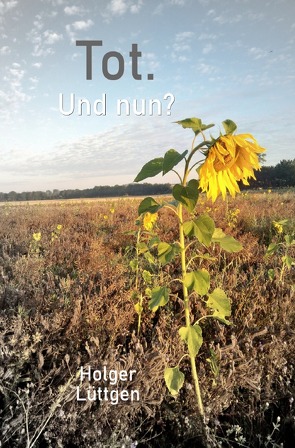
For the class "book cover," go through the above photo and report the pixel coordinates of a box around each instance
[0,1,294,447]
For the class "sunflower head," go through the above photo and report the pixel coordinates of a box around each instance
[199,133,265,202]
[143,212,158,231]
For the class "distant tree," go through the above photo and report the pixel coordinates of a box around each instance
[0,159,294,203]
[274,159,295,187]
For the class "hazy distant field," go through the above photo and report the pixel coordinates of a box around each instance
[0,190,294,447]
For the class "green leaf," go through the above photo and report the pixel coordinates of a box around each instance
[134,157,163,182]
[268,268,275,280]
[206,348,219,378]
[284,235,295,247]
[164,367,185,396]
[282,255,294,269]
[138,197,161,215]
[134,302,143,315]
[184,269,210,296]
[149,235,161,248]
[158,242,178,265]
[145,287,152,297]
[184,214,215,247]
[136,242,148,254]
[162,149,188,175]
[212,228,243,253]
[222,119,237,135]
[142,270,152,284]
[183,220,194,237]
[176,117,215,135]
[148,286,170,311]
[129,259,138,272]
[144,251,156,265]
[266,242,278,256]
[172,179,199,213]
[179,324,203,357]
[206,288,231,325]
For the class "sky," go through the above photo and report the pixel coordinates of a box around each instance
[0,0,294,193]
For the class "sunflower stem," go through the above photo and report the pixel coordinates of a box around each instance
[178,201,204,416]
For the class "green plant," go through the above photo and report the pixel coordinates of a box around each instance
[29,232,42,255]
[266,219,295,282]
[133,117,265,415]
[127,213,161,334]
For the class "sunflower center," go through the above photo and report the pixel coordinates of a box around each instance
[213,152,236,172]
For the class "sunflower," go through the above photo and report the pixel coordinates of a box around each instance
[143,212,158,231]
[199,134,265,202]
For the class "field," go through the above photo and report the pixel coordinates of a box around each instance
[0,191,294,447]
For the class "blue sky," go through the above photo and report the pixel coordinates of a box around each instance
[0,0,294,193]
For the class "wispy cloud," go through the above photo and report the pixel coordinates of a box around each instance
[0,0,18,14]
[108,0,129,15]
[0,62,31,120]
[66,19,94,43]
[102,0,143,22]
[197,62,218,75]
[0,45,10,55]
[198,32,217,41]
[32,62,42,69]
[171,31,194,61]
[27,13,63,58]
[71,19,93,30]
[214,14,242,24]
[202,43,213,54]
[169,0,186,5]
[64,5,85,16]
[43,30,63,45]
[2,119,183,183]
[248,46,268,60]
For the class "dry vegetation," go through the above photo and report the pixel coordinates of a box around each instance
[0,191,294,447]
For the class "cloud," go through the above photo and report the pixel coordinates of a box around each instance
[202,43,213,54]
[2,119,184,183]
[43,30,63,44]
[0,45,10,55]
[170,0,186,5]
[0,0,18,14]
[171,31,194,61]
[64,5,84,16]
[198,32,217,40]
[71,19,94,30]
[33,15,43,30]
[66,19,94,43]
[102,0,143,22]
[28,76,39,90]
[197,62,217,75]
[0,62,31,120]
[108,0,128,15]
[248,46,267,60]
[32,62,42,68]
[213,13,242,24]
[130,0,143,14]
[141,52,160,71]
[153,3,164,14]
[27,14,63,57]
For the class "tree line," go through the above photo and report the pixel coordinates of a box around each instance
[0,183,172,202]
[0,159,294,202]
[246,158,295,189]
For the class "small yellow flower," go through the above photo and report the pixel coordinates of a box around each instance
[272,221,283,234]
[56,224,62,230]
[143,212,158,231]
[199,134,265,202]
[33,232,41,241]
